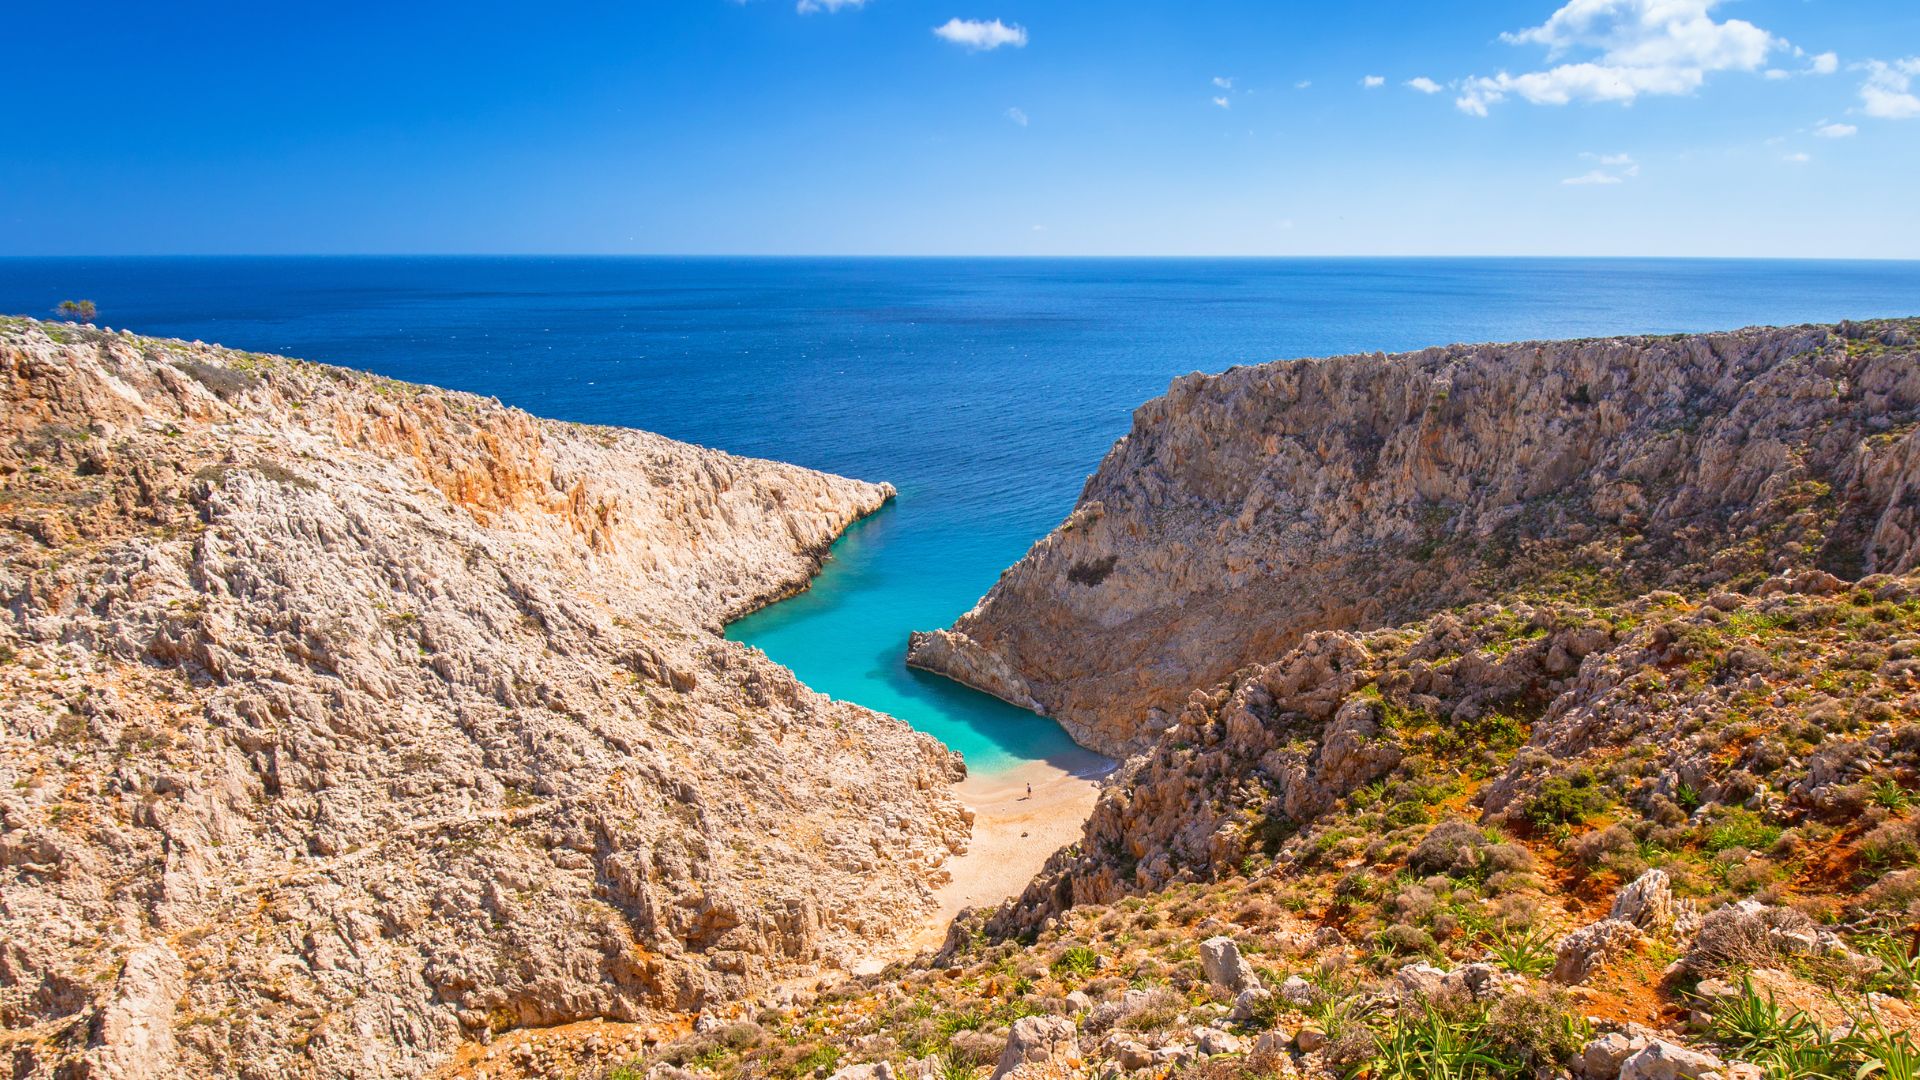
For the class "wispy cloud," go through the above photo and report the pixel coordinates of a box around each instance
[1860,57,1920,120]
[1212,76,1234,90]
[1815,121,1856,138]
[933,17,1027,51]
[1811,51,1839,76]
[1005,106,1029,126]
[1362,75,1385,88]
[1565,152,1639,185]
[1212,96,1231,109]
[1783,151,1811,163]
[796,0,866,12]
[1295,79,1312,90]
[1406,76,1443,94]
[1455,0,1781,117]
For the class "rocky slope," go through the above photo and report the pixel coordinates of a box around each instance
[0,317,971,1080]
[597,321,1920,1080]
[910,320,1920,756]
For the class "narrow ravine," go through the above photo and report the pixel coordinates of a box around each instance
[725,498,1113,944]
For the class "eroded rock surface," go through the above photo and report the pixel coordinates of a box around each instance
[910,320,1920,755]
[0,318,969,1079]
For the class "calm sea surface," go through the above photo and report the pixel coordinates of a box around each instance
[4,257,1916,772]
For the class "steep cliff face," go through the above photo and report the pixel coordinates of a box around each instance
[910,320,1920,756]
[0,319,969,1080]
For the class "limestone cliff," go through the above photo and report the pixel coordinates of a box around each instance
[910,320,1920,756]
[0,318,969,1079]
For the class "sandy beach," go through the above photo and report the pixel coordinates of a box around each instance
[903,747,1115,954]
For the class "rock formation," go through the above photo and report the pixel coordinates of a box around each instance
[0,317,970,1079]
[910,320,1920,756]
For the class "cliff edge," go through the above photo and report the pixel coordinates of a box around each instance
[910,320,1920,756]
[0,318,969,1080]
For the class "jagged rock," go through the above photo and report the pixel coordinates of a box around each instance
[1064,990,1092,1013]
[829,1064,896,1080]
[992,1016,1079,1080]
[1577,1032,1654,1079]
[0,320,968,1079]
[1618,1040,1727,1080]
[1611,869,1680,933]
[910,322,1920,756]
[1554,919,1645,984]
[1228,986,1272,1022]
[1393,963,1450,1001]
[1198,936,1263,992]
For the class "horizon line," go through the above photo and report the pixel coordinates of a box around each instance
[3,252,1919,263]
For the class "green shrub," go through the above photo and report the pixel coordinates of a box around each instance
[1523,771,1612,830]
[1703,808,1783,854]
[1486,927,1556,977]
[1050,945,1099,979]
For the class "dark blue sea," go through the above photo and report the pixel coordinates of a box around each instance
[4,257,1916,771]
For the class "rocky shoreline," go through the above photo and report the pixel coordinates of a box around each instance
[910,320,1920,758]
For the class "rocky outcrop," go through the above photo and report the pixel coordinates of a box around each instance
[910,320,1920,756]
[0,319,969,1079]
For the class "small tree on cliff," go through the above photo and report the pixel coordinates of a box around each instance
[57,299,98,321]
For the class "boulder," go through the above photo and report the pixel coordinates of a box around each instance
[992,1016,1080,1080]
[1577,1032,1654,1079]
[828,1064,895,1080]
[1199,936,1263,993]
[1229,986,1274,1022]
[1618,1040,1726,1080]
[1195,1027,1242,1056]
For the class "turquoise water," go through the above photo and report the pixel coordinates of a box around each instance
[4,257,1917,774]
[726,507,1092,774]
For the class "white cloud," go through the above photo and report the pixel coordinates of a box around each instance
[933,17,1027,51]
[1566,151,1638,184]
[1861,57,1920,120]
[1783,151,1811,163]
[1362,75,1386,88]
[797,0,865,11]
[1212,96,1231,109]
[1814,121,1856,138]
[1811,52,1839,75]
[1295,79,1312,89]
[1407,76,1443,94]
[1763,68,1791,81]
[1213,76,1234,89]
[1456,0,1781,117]
[1005,106,1029,126]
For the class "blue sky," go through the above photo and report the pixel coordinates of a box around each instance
[3,0,1916,256]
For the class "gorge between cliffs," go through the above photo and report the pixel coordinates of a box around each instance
[7,314,1920,1080]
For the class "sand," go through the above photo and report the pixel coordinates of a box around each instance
[903,747,1115,954]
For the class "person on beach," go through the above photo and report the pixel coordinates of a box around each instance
[1026,783,1032,799]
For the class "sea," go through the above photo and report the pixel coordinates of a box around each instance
[4,256,1916,774]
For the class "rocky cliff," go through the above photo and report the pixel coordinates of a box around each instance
[596,321,1920,1080]
[910,320,1920,757]
[0,318,970,1080]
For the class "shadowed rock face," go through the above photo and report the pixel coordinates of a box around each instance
[0,318,969,1079]
[910,320,1920,757]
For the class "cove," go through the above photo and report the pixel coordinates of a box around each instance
[726,498,1091,777]
[9,257,1920,776]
